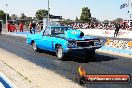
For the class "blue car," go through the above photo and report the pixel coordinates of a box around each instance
[26,26,102,60]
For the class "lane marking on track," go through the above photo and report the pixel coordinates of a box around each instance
[0,73,17,88]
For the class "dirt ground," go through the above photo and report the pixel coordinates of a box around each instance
[0,48,82,88]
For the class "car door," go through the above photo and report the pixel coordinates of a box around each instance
[40,27,53,51]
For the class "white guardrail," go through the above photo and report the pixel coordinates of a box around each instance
[78,29,132,39]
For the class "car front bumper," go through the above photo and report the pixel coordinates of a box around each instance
[65,45,102,53]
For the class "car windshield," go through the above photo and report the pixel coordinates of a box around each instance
[51,27,73,35]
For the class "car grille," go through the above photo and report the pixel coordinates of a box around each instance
[76,41,94,47]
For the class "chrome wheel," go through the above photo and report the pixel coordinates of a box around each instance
[56,46,64,59]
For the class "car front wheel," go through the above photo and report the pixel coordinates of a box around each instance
[56,45,65,59]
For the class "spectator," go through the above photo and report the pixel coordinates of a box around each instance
[114,22,121,37]
[7,22,11,32]
[0,22,2,34]
[19,22,24,32]
[15,23,18,32]
[40,23,43,31]
[36,23,40,31]
[32,21,36,34]
[29,22,33,34]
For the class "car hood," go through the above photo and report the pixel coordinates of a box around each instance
[57,30,97,40]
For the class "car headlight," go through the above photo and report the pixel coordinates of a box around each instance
[67,41,76,47]
[94,40,101,45]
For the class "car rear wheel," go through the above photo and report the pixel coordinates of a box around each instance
[56,45,65,59]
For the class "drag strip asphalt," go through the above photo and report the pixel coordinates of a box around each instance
[0,35,132,88]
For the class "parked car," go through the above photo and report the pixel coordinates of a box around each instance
[26,26,102,60]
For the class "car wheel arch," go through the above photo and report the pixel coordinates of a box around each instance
[31,40,35,44]
[55,44,62,49]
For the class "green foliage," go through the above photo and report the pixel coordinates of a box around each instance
[102,20,110,24]
[0,10,5,20]
[26,17,32,20]
[11,14,18,20]
[75,16,79,21]
[59,18,72,25]
[20,13,27,19]
[80,7,91,22]
[35,9,48,20]
[0,10,10,23]
[115,18,123,23]
[91,17,100,23]
[65,19,72,21]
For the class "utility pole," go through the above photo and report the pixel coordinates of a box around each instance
[6,4,8,30]
[48,0,50,26]
[127,0,132,29]
[130,0,132,26]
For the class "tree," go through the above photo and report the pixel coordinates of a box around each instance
[7,14,10,20]
[35,9,48,20]
[20,13,27,19]
[102,20,110,27]
[11,14,18,20]
[65,19,72,21]
[0,10,10,23]
[115,18,123,23]
[75,16,79,21]
[91,17,100,23]
[102,20,109,24]
[0,10,6,20]
[26,17,32,20]
[80,7,91,22]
